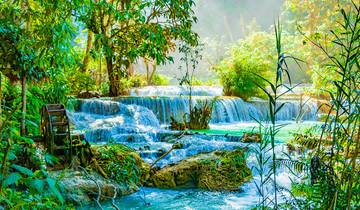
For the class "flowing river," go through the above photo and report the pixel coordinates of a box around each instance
[71,86,321,209]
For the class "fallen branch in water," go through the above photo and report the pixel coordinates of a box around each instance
[91,158,108,178]
[111,185,120,210]
[79,166,104,210]
[150,141,183,168]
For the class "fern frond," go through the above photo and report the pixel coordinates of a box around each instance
[275,158,308,174]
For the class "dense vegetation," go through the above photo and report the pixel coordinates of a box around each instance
[213,0,349,99]
[0,0,199,208]
[252,2,359,209]
[0,0,359,209]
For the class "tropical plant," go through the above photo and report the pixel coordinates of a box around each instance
[259,2,360,209]
[252,121,272,209]
[287,2,360,209]
[253,20,304,209]
[0,0,78,136]
[0,104,70,209]
[170,43,214,130]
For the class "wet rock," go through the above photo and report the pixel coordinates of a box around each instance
[241,133,261,143]
[157,148,167,156]
[50,170,138,206]
[126,135,135,142]
[50,144,151,206]
[77,90,101,99]
[147,149,252,190]
[158,131,183,143]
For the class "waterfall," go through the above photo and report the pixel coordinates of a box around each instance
[68,98,318,167]
[130,85,223,97]
[69,99,160,143]
[114,96,318,124]
[252,99,318,121]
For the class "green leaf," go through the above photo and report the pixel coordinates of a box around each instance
[8,152,16,161]
[46,177,64,204]
[30,179,45,193]
[45,153,59,166]
[2,172,22,187]
[11,164,34,176]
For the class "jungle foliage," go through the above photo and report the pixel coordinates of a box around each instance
[0,0,199,208]
[0,0,359,209]
[213,33,273,100]
[285,2,360,209]
[78,0,199,96]
[253,1,359,209]
[214,0,355,100]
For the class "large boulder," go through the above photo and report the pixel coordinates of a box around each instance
[147,149,252,190]
[91,144,150,184]
[77,90,101,99]
[50,144,150,206]
[51,169,137,206]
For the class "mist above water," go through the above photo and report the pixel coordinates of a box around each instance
[194,0,284,42]
[135,0,284,83]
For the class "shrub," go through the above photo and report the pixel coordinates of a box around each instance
[117,74,147,95]
[92,144,149,186]
[43,74,71,104]
[191,77,203,85]
[99,82,109,96]
[151,73,170,85]
[213,33,273,100]
[170,99,215,130]
[67,71,96,95]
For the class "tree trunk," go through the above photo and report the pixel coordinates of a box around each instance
[145,58,156,85]
[106,56,119,96]
[145,63,150,84]
[127,63,134,76]
[20,74,27,136]
[0,72,2,120]
[148,63,157,85]
[81,31,93,72]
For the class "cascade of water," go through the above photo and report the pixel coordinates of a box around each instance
[69,99,160,143]
[69,98,318,170]
[211,98,263,123]
[115,96,318,124]
[130,85,223,97]
[251,99,318,121]
[69,93,316,209]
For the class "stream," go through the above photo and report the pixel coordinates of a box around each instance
[71,86,321,209]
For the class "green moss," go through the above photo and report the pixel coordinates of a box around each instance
[148,149,252,191]
[92,144,150,187]
[197,150,252,190]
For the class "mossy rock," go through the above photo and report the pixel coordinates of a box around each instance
[147,149,252,190]
[49,144,150,206]
[91,144,150,187]
[51,169,137,206]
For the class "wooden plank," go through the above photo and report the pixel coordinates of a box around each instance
[46,104,65,110]
[52,121,68,126]
[48,110,66,116]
